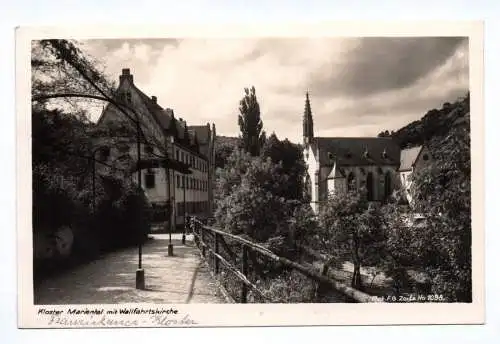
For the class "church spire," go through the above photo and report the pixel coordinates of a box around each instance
[303,92,314,146]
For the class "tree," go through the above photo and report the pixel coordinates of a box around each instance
[318,189,387,290]
[32,39,166,154]
[31,40,154,275]
[214,136,240,169]
[214,149,292,241]
[261,132,305,200]
[408,115,472,302]
[238,86,265,156]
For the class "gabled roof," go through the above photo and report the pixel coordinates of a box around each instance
[98,69,212,159]
[399,146,422,171]
[313,137,400,166]
[132,85,202,150]
[132,85,173,131]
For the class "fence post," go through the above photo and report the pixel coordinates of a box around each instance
[214,233,220,274]
[241,245,248,303]
[315,263,329,301]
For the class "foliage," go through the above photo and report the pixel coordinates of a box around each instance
[261,132,306,201]
[408,115,471,302]
[377,92,469,148]
[318,190,387,289]
[214,136,241,169]
[32,106,150,278]
[214,149,293,242]
[373,112,472,301]
[288,203,319,249]
[32,39,116,113]
[238,86,266,156]
[255,270,317,303]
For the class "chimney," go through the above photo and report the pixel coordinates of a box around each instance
[119,68,133,83]
[151,96,157,103]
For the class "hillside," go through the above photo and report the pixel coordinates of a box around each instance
[378,92,470,148]
[216,135,240,147]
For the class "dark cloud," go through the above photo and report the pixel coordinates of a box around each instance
[336,86,467,122]
[306,37,467,98]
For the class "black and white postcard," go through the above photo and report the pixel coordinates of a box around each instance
[16,22,484,328]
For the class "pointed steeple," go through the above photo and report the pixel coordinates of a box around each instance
[303,92,314,146]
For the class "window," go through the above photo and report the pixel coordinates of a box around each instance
[126,91,131,103]
[176,175,180,188]
[145,169,155,189]
[176,149,179,161]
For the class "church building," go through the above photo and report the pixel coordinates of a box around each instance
[302,93,427,213]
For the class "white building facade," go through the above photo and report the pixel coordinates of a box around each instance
[302,93,428,213]
[96,68,216,227]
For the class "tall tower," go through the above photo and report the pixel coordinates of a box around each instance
[303,92,314,145]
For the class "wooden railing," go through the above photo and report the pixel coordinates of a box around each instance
[187,217,380,303]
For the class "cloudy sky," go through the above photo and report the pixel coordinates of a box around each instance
[82,37,469,143]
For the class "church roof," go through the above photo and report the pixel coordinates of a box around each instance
[313,137,400,166]
[399,146,423,171]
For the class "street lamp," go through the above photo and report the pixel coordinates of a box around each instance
[135,119,145,290]
[166,136,175,256]
[182,175,187,245]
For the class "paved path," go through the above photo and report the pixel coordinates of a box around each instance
[34,234,225,304]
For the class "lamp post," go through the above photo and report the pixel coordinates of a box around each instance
[166,136,175,256]
[135,119,145,290]
[182,175,186,245]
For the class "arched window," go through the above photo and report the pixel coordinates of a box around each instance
[347,172,356,191]
[366,172,374,201]
[384,171,392,200]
